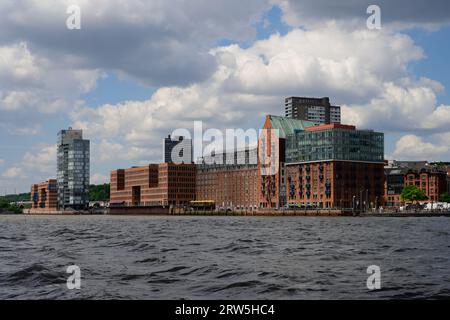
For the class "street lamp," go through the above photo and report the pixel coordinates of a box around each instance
[352,195,356,214]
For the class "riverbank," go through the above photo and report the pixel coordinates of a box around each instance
[361,212,450,217]
[16,206,450,217]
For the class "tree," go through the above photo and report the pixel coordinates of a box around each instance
[0,197,23,214]
[440,192,450,203]
[89,184,110,201]
[400,185,428,202]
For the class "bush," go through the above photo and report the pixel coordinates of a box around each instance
[440,192,450,203]
[0,197,23,214]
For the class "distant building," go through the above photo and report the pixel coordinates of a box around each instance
[110,163,196,207]
[385,168,406,207]
[30,180,58,213]
[384,162,449,207]
[404,166,447,203]
[57,128,90,210]
[198,147,257,166]
[196,163,258,210]
[284,97,341,124]
[285,123,385,209]
[196,147,259,210]
[164,135,193,164]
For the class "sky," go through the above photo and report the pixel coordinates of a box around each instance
[1,0,450,193]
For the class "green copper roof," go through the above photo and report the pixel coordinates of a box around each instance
[267,115,318,138]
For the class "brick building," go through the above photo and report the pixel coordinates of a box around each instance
[384,163,448,207]
[258,115,317,208]
[110,163,196,207]
[404,166,447,203]
[30,179,58,213]
[286,161,384,209]
[285,123,385,209]
[384,168,405,207]
[196,164,258,210]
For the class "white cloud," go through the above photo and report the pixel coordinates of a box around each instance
[2,167,24,179]
[0,159,5,165]
[0,0,272,87]
[91,173,108,185]
[343,80,450,132]
[214,28,423,100]
[0,42,101,113]
[0,42,40,84]
[1,0,450,190]
[392,135,449,160]
[1,144,56,183]
[70,26,450,167]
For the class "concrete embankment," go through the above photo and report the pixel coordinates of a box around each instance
[20,207,450,217]
[108,206,354,216]
[361,211,450,217]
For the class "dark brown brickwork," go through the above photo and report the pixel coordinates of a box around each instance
[286,161,385,209]
[110,163,196,206]
[196,165,258,209]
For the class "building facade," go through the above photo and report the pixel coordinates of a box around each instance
[284,123,385,209]
[110,163,196,207]
[384,168,405,207]
[30,179,58,213]
[258,115,318,208]
[196,164,258,210]
[284,97,341,124]
[57,128,90,210]
[383,163,448,207]
[285,161,385,209]
[198,148,257,166]
[404,167,447,203]
[164,135,193,164]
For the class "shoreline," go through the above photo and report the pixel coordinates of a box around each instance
[8,210,450,217]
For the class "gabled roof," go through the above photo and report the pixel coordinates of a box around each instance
[265,115,318,138]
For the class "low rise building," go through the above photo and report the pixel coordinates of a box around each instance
[110,163,196,207]
[384,168,405,207]
[30,179,58,213]
[404,166,447,203]
[384,162,448,207]
[196,164,258,210]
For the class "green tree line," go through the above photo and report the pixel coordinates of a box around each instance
[89,184,110,201]
[0,198,23,214]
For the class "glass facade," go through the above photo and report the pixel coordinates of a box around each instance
[57,129,90,209]
[286,128,384,163]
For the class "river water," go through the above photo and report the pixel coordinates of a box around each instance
[1,215,450,299]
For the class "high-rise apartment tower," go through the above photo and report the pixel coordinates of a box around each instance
[57,128,90,210]
[284,97,341,124]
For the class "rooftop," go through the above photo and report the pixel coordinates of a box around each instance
[305,123,356,132]
[265,115,318,138]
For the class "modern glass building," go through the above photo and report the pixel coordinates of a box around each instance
[286,124,384,163]
[57,128,90,210]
